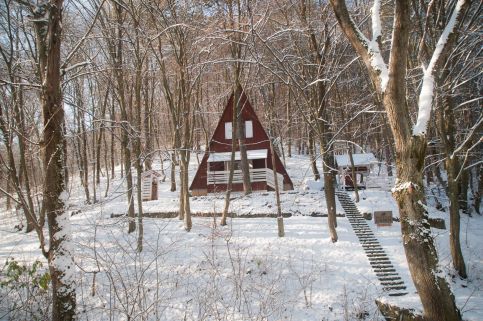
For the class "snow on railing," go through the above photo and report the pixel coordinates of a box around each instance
[207,168,283,191]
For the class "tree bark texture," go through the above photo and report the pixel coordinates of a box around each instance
[348,144,360,202]
[236,89,252,195]
[110,2,136,232]
[308,127,320,180]
[221,87,239,226]
[37,1,76,319]
[436,92,467,278]
[322,145,338,242]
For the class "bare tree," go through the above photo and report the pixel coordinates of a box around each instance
[10,0,77,319]
[330,0,470,320]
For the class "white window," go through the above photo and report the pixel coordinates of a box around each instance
[225,122,232,139]
[245,120,253,138]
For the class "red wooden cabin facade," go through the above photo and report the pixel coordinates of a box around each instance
[190,89,294,196]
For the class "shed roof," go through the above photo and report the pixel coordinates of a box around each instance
[207,149,268,162]
[335,153,377,167]
[141,170,162,178]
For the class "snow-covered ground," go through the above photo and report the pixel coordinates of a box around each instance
[353,188,483,319]
[0,153,482,320]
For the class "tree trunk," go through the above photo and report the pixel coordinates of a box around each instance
[446,158,467,278]
[180,153,192,231]
[143,76,153,171]
[459,170,469,214]
[286,90,292,158]
[383,123,394,177]
[330,0,466,318]
[170,147,177,192]
[0,94,36,231]
[37,1,76,319]
[230,1,251,195]
[6,174,12,211]
[110,2,135,233]
[14,83,36,229]
[0,60,36,230]
[134,52,144,251]
[322,144,338,242]
[177,36,192,231]
[103,132,110,197]
[270,133,284,237]
[74,85,90,204]
[308,127,320,180]
[221,88,239,226]
[234,89,251,196]
[392,137,461,321]
[110,101,116,180]
[436,92,467,278]
[474,166,482,215]
[348,144,360,202]
[96,86,110,185]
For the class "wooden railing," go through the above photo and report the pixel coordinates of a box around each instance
[207,168,284,191]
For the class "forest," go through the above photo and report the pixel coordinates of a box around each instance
[0,0,481,320]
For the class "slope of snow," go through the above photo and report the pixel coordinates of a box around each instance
[0,152,482,320]
[348,189,483,320]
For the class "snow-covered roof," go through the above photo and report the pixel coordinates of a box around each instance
[141,170,162,178]
[334,153,377,167]
[207,149,268,162]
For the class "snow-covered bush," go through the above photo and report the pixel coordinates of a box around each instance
[0,258,51,320]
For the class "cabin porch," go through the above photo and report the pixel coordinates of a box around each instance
[205,149,284,193]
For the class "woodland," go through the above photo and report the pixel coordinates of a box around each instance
[0,0,481,320]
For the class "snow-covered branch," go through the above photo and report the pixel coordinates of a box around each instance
[356,1,388,92]
[371,0,382,41]
[368,0,388,92]
[412,0,468,136]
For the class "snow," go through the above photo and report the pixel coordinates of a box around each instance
[354,190,400,218]
[391,181,418,193]
[412,0,467,136]
[371,0,382,41]
[302,178,324,191]
[207,149,268,162]
[413,69,435,136]
[349,187,483,320]
[52,210,77,297]
[369,0,388,91]
[1,152,482,320]
[349,2,389,92]
[367,41,389,92]
[334,153,377,168]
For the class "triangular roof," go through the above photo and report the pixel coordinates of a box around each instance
[190,87,293,192]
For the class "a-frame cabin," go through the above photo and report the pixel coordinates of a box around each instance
[190,88,294,196]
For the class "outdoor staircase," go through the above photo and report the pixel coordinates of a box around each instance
[336,191,408,297]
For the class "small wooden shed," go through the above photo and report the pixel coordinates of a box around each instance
[141,170,162,201]
[335,153,376,190]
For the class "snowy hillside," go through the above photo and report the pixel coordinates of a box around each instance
[1,154,482,321]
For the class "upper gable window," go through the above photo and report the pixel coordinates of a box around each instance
[225,120,253,139]
[225,122,232,139]
[245,120,253,138]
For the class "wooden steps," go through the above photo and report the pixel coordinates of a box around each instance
[336,191,408,297]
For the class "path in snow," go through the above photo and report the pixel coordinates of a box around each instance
[336,191,408,296]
